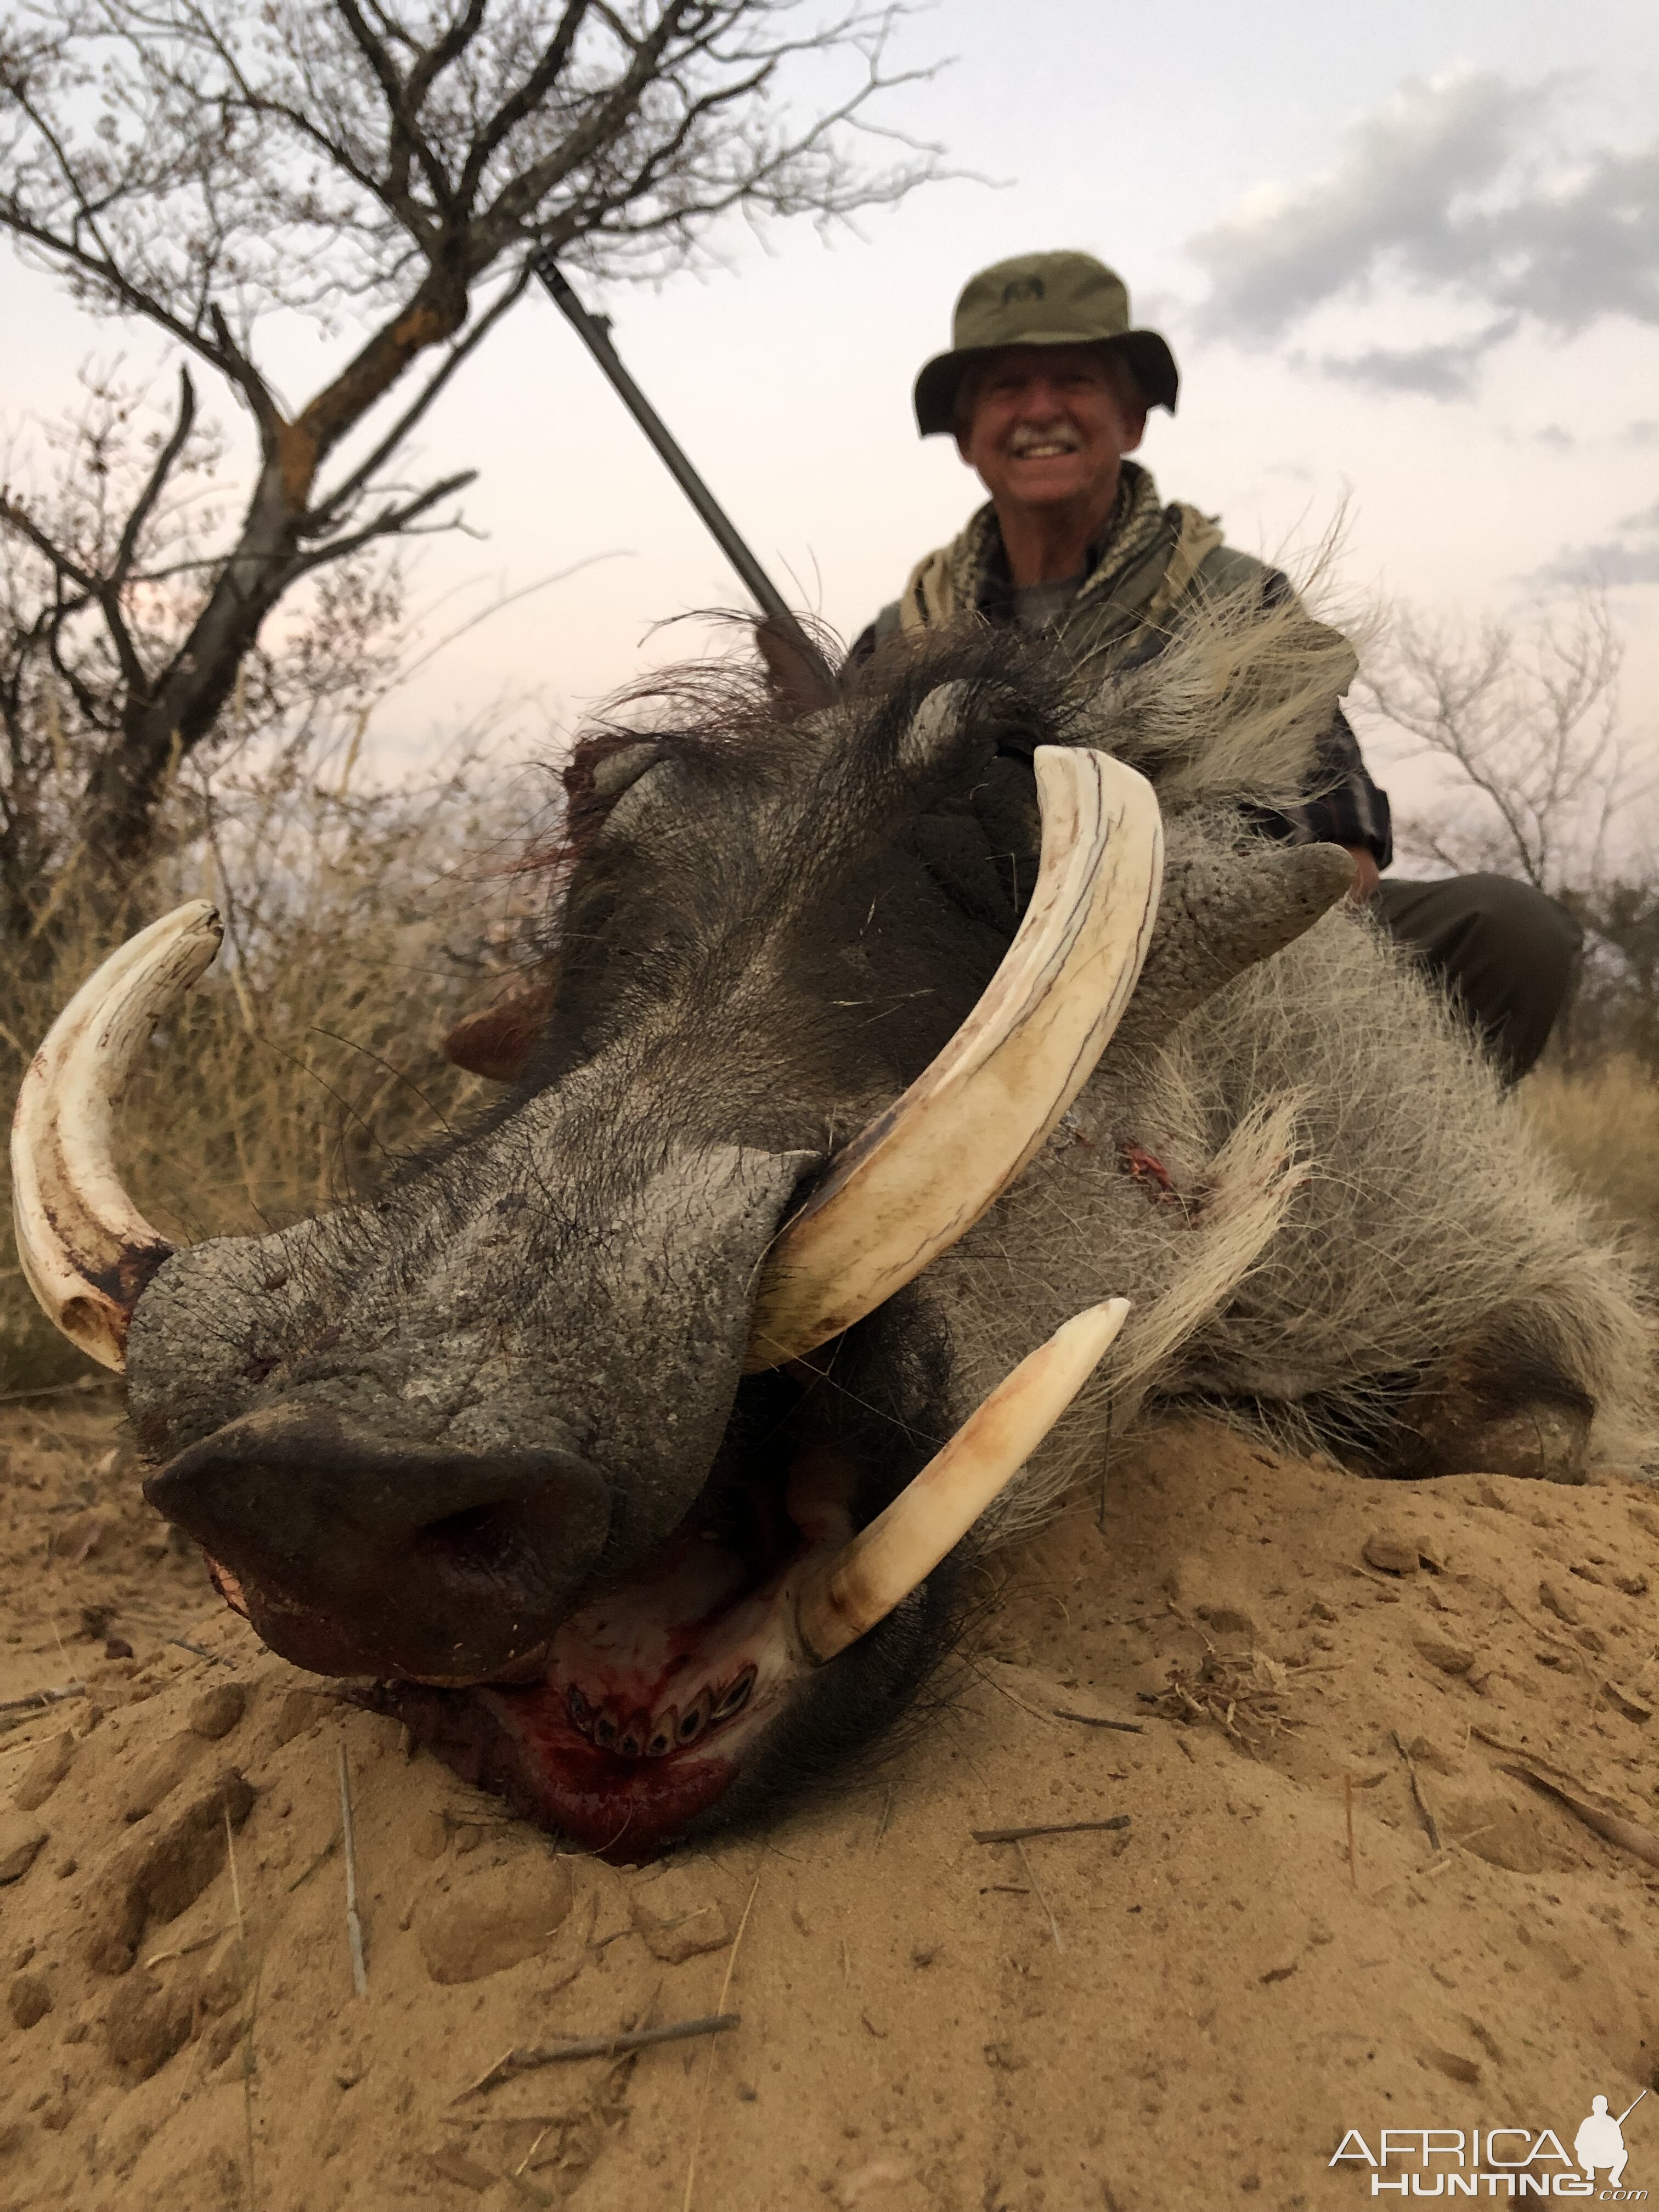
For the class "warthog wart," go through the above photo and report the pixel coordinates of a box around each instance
[13,600,1652,1857]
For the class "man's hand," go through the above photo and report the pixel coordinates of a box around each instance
[1342,845,1381,904]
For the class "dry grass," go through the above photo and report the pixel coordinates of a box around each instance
[1523,1056,1659,1273]
[0,745,544,1391]
[1152,1647,1300,1751]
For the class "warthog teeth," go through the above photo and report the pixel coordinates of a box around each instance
[711,1668,755,1720]
[564,1663,758,1758]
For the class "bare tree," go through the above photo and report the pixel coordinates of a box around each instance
[0,366,408,941]
[0,0,934,890]
[1359,592,1659,1065]
[1358,591,1644,895]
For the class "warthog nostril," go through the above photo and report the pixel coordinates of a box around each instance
[143,1399,611,1683]
[411,1501,544,1578]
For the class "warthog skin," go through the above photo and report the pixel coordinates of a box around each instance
[127,623,1652,1855]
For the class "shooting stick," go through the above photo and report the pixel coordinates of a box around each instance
[535,254,819,673]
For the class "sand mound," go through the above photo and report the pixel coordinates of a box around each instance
[3,1413,1658,2211]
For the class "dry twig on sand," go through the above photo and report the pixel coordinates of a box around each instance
[971,1817,1130,1844]
[144,1928,224,1970]
[1500,1765,1659,1871]
[224,1809,259,2212]
[1391,1731,1443,1854]
[1466,1723,1659,1866]
[464,2014,742,2097]
[1153,1648,1298,1747]
[682,1869,763,2212]
[1014,1839,1064,1953]
[286,1829,341,1894]
[337,1740,368,1997]
[1051,1708,1145,1734]
[873,1785,895,1848]
[0,1679,84,1713]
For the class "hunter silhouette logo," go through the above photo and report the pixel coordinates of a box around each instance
[1331,2089,1648,2197]
[1576,2094,1645,2191]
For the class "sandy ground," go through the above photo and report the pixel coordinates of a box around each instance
[2,1403,1657,2212]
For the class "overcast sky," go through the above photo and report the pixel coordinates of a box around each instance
[3,0,1657,799]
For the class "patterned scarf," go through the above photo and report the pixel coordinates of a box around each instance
[896,462,1221,651]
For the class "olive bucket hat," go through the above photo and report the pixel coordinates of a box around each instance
[913,250,1180,437]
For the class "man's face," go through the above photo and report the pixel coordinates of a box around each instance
[957,346,1148,518]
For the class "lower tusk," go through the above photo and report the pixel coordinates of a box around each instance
[794,1297,1130,1664]
[10,901,223,1372]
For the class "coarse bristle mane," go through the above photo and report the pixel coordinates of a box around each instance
[551,565,1369,882]
[558,620,1080,842]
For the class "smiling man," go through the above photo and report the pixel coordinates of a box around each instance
[850,250,1582,1082]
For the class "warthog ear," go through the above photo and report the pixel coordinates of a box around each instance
[754,614,839,719]
[442,981,556,1083]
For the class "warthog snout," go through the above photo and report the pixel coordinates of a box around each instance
[144,1402,611,1683]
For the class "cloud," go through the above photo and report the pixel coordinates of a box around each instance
[1312,320,1518,398]
[1537,501,1659,587]
[1188,72,1547,337]
[1189,70,1659,369]
[1538,541,1659,586]
[1624,420,1659,445]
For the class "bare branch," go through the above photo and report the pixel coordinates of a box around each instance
[0,0,945,887]
[0,495,101,599]
[289,469,477,576]
[459,0,593,205]
[111,365,198,586]
[332,0,460,219]
[304,261,534,533]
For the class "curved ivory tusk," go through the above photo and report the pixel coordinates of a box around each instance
[12,900,223,1372]
[795,1297,1130,1663]
[745,747,1161,1370]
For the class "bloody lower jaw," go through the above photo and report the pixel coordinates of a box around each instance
[375,1452,856,1857]
[205,1418,862,1858]
[375,1680,749,1857]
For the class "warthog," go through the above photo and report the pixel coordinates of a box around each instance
[14,607,1651,1856]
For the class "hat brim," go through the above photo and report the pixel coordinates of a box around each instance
[913,329,1180,437]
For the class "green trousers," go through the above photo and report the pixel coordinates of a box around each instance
[1375,873,1582,1085]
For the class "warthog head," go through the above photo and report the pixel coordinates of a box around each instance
[13,637,1346,1853]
